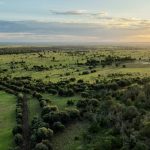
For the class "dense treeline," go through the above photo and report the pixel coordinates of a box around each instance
[0,45,143,55]
[11,93,24,150]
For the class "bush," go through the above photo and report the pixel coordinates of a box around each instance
[70,78,76,82]
[59,111,70,123]
[33,92,42,99]
[40,100,47,107]
[67,100,74,106]
[91,70,96,73]
[89,99,100,107]
[67,109,80,120]
[140,122,150,138]
[12,125,22,135]
[53,122,65,132]
[58,88,74,97]
[16,113,23,120]
[49,106,58,112]
[14,134,23,146]
[82,71,90,75]
[133,142,149,150]
[42,106,51,115]
[81,92,89,98]
[35,143,49,150]
[17,93,24,101]
[42,105,58,116]
[123,106,139,121]
[37,127,53,140]
[42,140,53,150]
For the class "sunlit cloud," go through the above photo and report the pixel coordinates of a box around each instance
[49,10,150,30]
[1,10,150,43]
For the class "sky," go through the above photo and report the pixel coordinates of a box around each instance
[0,0,150,43]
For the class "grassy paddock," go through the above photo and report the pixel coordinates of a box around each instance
[28,95,41,123]
[43,93,81,110]
[0,91,16,150]
[52,121,89,150]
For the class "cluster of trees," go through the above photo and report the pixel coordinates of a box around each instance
[79,82,150,150]
[84,55,135,68]
[31,65,50,72]
[31,91,80,150]
[31,117,53,150]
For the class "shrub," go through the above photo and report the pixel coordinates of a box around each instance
[53,121,65,132]
[16,113,23,120]
[35,143,49,150]
[81,92,89,98]
[82,71,90,75]
[122,64,126,68]
[133,142,149,150]
[33,92,42,99]
[17,93,24,101]
[42,106,51,115]
[70,78,76,82]
[67,109,80,120]
[67,89,74,96]
[91,70,96,73]
[59,111,70,123]
[14,134,23,146]
[123,106,139,121]
[37,127,53,140]
[40,100,47,107]
[42,140,53,150]
[12,125,22,135]
[89,99,100,107]
[140,122,150,138]
[49,106,58,112]
[67,100,74,106]
[77,79,84,83]
[58,88,74,97]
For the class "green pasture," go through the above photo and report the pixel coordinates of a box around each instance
[0,91,16,150]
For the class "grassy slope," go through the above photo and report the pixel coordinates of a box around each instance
[52,121,89,150]
[0,91,16,150]
[28,96,41,123]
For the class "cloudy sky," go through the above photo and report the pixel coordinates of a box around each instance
[0,0,150,43]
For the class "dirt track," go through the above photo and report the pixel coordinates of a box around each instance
[22,95,30,150]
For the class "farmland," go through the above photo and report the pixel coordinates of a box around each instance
[0,46,150,150]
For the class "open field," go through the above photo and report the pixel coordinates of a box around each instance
[1,49,150,83]
[1,47,150,149]
[0,91,16,150]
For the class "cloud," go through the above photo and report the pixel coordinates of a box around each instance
[50,9,108,18]
[0,19,150,43]
[49,10,150,30]
[50,10,88,15]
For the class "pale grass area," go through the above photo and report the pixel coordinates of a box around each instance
[52,121,89,150]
